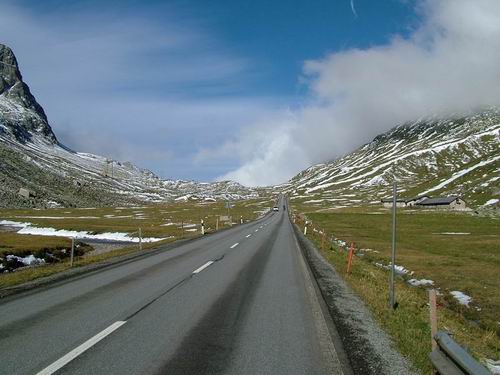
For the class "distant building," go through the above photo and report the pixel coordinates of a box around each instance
[416,196,467,210]
[405,195,430,207]
[381,195,429,208]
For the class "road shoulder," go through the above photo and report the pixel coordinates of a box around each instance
[292,221,417,375]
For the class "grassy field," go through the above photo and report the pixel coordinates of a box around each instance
[292,204,499,374]
[0,197,275,288]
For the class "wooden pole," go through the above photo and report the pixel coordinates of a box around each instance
[321,232,326,250]
[139,228,142,250]
[429,289,438,350]
[216,217,219,231]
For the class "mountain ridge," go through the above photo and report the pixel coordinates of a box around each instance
[284,110,499,209]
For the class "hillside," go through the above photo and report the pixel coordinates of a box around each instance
[283,110,500,209]
[0,44,259,208]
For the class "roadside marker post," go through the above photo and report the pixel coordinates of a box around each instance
[139,228,142,251]
[346,243,355,274]
[240,216,243,224]
[201,219,205,235]
[70,238,75,267]
[216,217,219,231]
[304,221,308,236]
[321,232,326,251]
[429,289,438,350]
[181,221,184,238]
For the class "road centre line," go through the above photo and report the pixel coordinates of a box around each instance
[246,234,252,238]
[192,261,214,274]
[230,243,239,249]
[36,321,127,375]
[255,229,259,232]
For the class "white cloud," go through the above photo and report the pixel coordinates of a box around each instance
[216,0,500,186]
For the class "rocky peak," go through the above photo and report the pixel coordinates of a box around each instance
[0,44,56,143]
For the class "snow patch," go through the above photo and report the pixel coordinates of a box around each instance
[450,290,472,306]
[408,279,434,287]
[435,232,470,235]
[484,198,499,206]
[0,220,164,243]
[6,254,45,266]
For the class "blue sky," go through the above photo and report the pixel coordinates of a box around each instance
[2,0,499,185]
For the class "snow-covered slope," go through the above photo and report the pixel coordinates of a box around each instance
[284,110,500,208]
[0,44,259,208]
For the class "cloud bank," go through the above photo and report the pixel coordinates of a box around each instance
[216,0,500,186]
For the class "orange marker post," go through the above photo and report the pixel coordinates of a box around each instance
[346,243,355,274]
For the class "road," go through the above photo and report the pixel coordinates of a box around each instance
[0,197,347,374]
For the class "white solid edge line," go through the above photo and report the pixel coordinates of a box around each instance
[246,234,251,238]
[192,261,214,274]
[230,243,239,249]
[36,321,127,375]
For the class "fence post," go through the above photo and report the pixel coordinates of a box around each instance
[70,238,75,267]
[429,289,438,350]
[321,232,326,250]
[139,228,142,250]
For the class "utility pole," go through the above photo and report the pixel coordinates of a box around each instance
[389,170,397,309]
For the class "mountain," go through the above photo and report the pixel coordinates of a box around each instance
[283,110,500,209]
[0,44,259,208]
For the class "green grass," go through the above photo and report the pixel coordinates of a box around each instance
[292,206,500,374]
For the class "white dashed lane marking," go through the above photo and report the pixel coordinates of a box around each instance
[36,321,127,375]
[192,261,214,274]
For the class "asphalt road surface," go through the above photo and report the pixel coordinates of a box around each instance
[0,198,347,374]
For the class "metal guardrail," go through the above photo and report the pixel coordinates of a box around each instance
[429,331,490,375]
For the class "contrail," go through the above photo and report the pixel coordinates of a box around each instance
[350,0,358,18]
